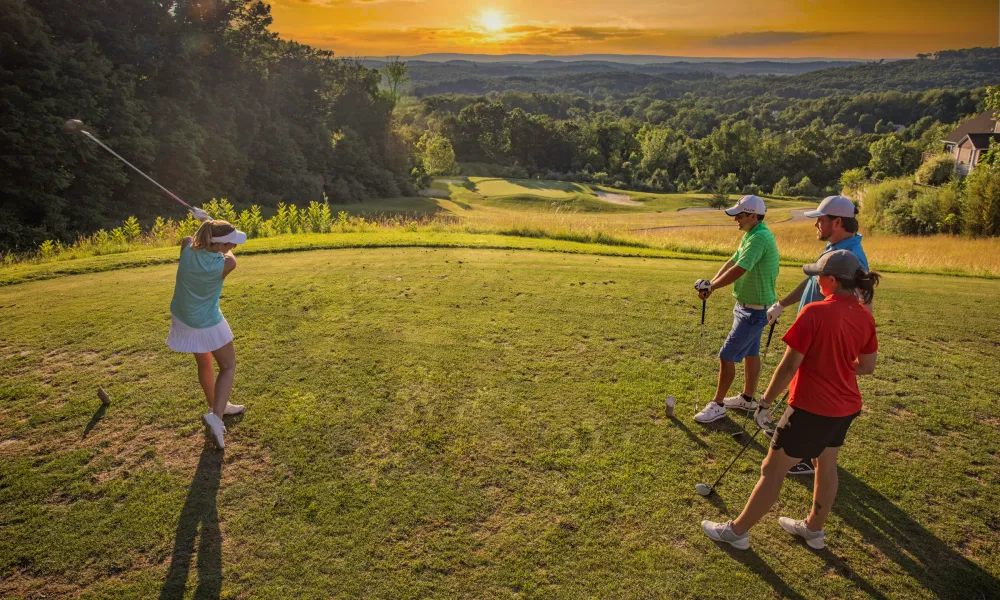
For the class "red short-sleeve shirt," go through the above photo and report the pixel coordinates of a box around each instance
[782,294,878,417]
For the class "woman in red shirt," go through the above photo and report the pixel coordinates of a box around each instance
[701,250,880,550]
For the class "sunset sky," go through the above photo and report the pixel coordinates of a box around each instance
[267,0,998,59]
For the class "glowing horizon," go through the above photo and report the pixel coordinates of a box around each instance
[266,0,998,59]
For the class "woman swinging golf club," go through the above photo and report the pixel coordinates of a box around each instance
[700,250,880,550]
[166,218,248,449]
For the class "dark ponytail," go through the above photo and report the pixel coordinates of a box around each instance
[855,269,881,304]
[835,268,881,304]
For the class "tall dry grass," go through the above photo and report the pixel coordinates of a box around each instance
[454,209,1000,277]
[6,199,999,278]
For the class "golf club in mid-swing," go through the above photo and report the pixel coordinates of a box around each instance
[63,119,206,219]
[696,390,789,497]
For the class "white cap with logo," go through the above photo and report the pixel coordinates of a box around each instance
[804,195,858,219]
[724,195,767,216]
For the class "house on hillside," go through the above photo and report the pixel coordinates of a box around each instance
[936,112,1000,176]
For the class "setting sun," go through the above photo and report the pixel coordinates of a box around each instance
[478,10,507,32]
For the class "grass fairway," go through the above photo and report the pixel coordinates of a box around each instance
[2,246,999,598]
[347,176,818,230]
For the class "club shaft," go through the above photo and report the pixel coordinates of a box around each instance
[709,390,788,491]
[81,131,191,210]
[739,320,778,428]
[694,299,706,413]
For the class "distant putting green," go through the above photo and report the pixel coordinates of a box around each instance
[374,176,819,227]
[470,177,591,199]
[1,244,998,598]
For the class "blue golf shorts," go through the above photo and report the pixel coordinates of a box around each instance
[718,303,768,363]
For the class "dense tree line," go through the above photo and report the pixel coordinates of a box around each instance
[399,87,984,195]
[1,0,411,251]
[367,58,861,85]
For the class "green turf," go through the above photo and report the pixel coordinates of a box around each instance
[416,177,817,215]
[1,247,998,598]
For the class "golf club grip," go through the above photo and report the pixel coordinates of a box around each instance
[82,131,192,210]
[701,299,706,325]
[765,321,776,348]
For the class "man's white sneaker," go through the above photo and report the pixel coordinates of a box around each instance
[701,520,750,550]
[223,402,245,416]
[778,517,825,549]
[202,413,225,449]
[723,394,757,411]
[694,401,727,424]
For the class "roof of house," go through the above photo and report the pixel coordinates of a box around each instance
[944,112,997,144]
[961,133,1000,150]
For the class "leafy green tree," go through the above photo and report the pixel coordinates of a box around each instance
[792,175,819,197]
[772,176,792,196]
[914,154,955,186]
[709,174,738,208]
[382,57,409,109]
[839,168,868,196]
[962,162,1000,236]
[421,136,457,176]
[868,136,907,178]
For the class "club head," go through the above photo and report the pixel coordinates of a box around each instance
[63,119,86,134]
[695,483,713,496]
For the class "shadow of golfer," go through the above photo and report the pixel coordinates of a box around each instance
[669,417,710,450]
[158,446,223,600]
[721,547,808,600]
[790,468,1000,598]
[82,404,107,439]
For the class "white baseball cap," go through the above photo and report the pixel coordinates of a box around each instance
[804,195,858,219]
[724,195,766,216]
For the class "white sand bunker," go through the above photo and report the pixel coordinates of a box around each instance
[596,191,642,206]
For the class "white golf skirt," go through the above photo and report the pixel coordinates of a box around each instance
[166,315,234,354]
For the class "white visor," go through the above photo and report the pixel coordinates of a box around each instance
[211,230,247,245]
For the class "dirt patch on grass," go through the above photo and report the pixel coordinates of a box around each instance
[0,573,81,600]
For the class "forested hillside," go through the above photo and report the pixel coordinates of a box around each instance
[1,0,410,250]
[402,48,1000,98]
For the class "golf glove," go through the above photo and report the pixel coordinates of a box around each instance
[766,302,784,324]
[190,207,211,223]
[754,405,772,430]
[694,279,712,293]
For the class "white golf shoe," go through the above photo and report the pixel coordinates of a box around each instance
[223,402,245,416]
[203,413,225,449]
[694,401,727,424]
[778,517,825,549]
[723,393,757,411]
[701,520,750,550]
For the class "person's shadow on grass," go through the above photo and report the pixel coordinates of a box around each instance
[788,468,1000,599]
[158,445,223,600]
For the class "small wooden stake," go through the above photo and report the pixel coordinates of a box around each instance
[97,387,111,406]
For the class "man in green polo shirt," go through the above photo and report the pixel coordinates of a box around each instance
[693,194,780,424]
